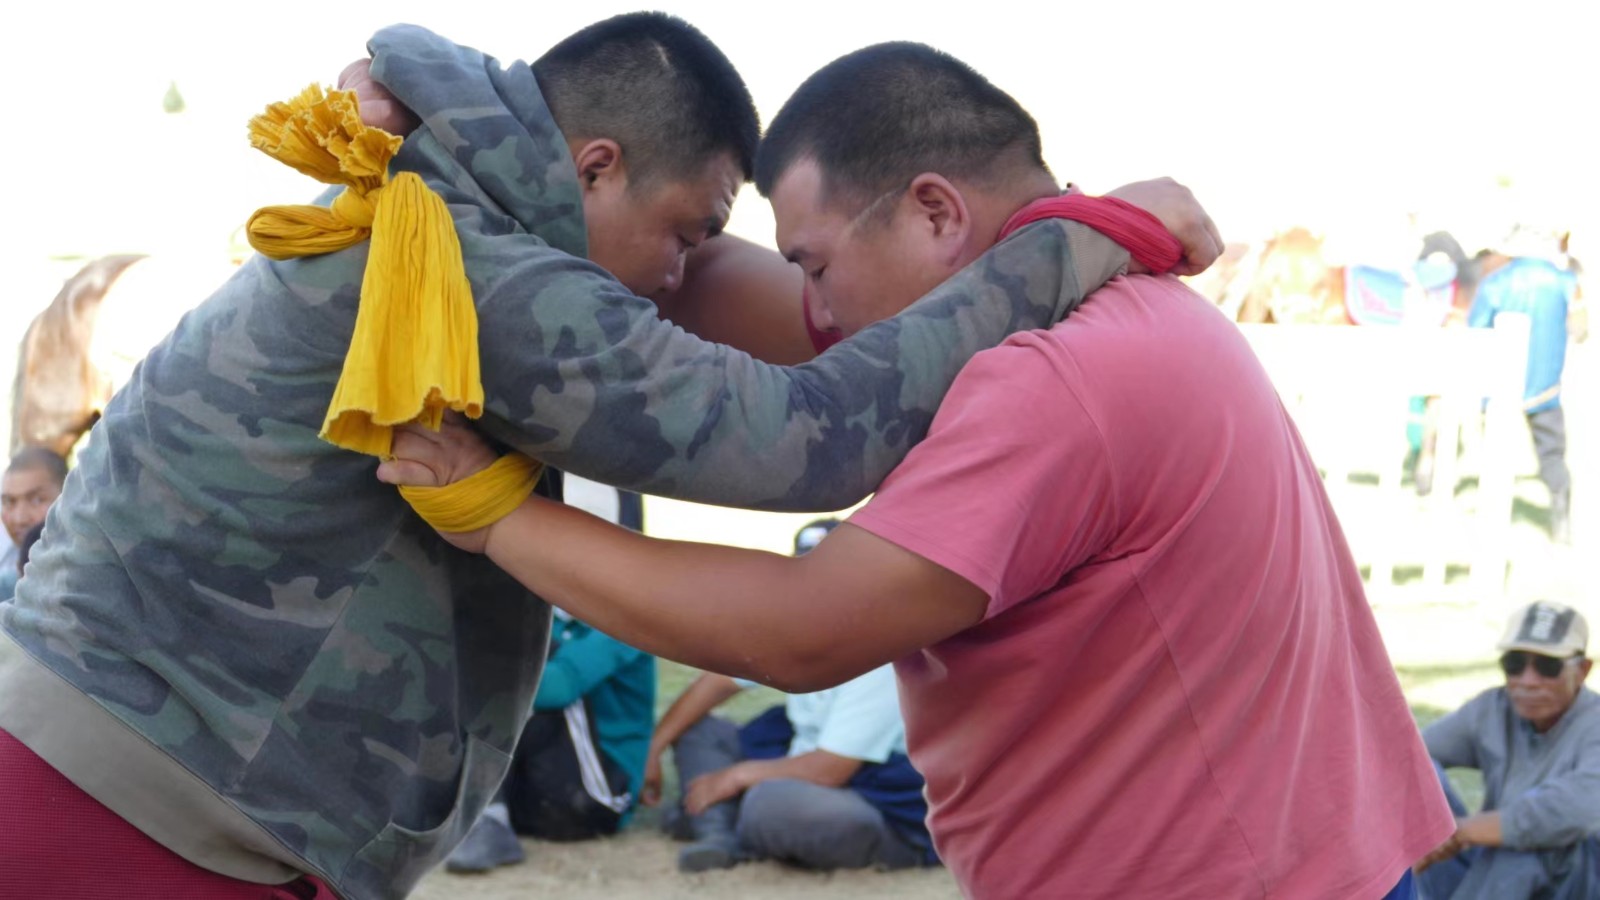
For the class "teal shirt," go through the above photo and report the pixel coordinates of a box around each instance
[536,616,654,822]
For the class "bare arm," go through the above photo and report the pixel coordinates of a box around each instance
[642,671,744,806]
[652,672,743,755]
[483,506,984,691]
[683,749,863,815]
[379,418,987,692]
[661,234,814,365]
[1454,812,1503,848]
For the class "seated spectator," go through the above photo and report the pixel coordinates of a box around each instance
[646,518,936,874]
[445,476,655,874]
[0,449,67,601]
[1417,601,1600,898]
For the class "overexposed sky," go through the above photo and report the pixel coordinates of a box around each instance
[2,0,1595,277]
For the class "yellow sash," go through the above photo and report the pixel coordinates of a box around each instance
[246,85,540,532]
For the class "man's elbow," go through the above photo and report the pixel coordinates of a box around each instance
[812,761,863,789]
[738,648,868,695]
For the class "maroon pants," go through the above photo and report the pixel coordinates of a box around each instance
[0,728,335,899]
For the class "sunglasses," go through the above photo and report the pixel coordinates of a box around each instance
[1500,651,1584,679]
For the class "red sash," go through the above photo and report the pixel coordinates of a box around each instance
[804,194,1182,355]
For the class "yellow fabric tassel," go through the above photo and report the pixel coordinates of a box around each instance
[400,455,543,533]
[246,84,542,526]
[318,171,485,456]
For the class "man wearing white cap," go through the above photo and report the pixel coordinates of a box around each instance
[1416,601,1600,898]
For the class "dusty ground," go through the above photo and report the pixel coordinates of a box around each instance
[410,828,962,900]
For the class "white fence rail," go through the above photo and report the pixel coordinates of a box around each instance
[1238,315,1530,599]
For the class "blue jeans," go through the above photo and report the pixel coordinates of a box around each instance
[1383,869,1418,900]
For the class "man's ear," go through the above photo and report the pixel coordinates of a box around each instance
[572,138,625,190]
[904,173,971,257]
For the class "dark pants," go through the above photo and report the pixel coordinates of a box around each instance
[0,728,335,899]
[1385,870,1418,900]
[673,715,925,870]
[1528,406,1570,498]
[502,708,630,841]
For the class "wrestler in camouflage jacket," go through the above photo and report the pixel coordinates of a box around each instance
[0,24,1129,900]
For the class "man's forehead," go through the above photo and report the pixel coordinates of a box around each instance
[772,160,841,260]
[665,155,740,231]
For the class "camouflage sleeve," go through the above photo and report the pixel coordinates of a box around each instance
[469,220,1126,511]
[367,23,1130,510]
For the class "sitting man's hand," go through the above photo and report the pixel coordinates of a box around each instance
[338,59,420,136]
[684,764,752,815]
[642,751,665,807]
[1412,833,1463,874]
[1106,176,1223,277]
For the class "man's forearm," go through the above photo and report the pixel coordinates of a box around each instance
[733,750,862,791]
[1456,812,1503,848]
[651,673,742,756]
[484,496,831,689]
[478,499,983,691]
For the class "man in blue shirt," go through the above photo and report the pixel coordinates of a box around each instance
[0,449,66,602]
[643,519,935,873]
[1467,226,1582,544]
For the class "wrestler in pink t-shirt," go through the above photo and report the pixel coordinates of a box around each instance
[376,42,1456,900]
[850,274,1452,897]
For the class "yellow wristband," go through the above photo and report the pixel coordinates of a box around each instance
[399,454,544,533]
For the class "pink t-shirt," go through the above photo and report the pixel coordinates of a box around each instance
[850,275,1453,898]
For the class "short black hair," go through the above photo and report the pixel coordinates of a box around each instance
[533,12,760,187]
[755,42,1048,211]
[6,447,67,487]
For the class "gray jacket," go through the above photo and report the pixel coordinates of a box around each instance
[1423,686,1600,900]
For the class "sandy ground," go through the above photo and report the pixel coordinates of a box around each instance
[410,828,961,900]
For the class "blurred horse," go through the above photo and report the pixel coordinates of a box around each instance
[12,254,239,457]
[1184,228,1350,325]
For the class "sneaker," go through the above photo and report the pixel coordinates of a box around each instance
[445,813,526,874]
[661,806,695,843]
[677,837,741,873]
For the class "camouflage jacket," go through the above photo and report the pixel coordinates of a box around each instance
[0,24,1127,900]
